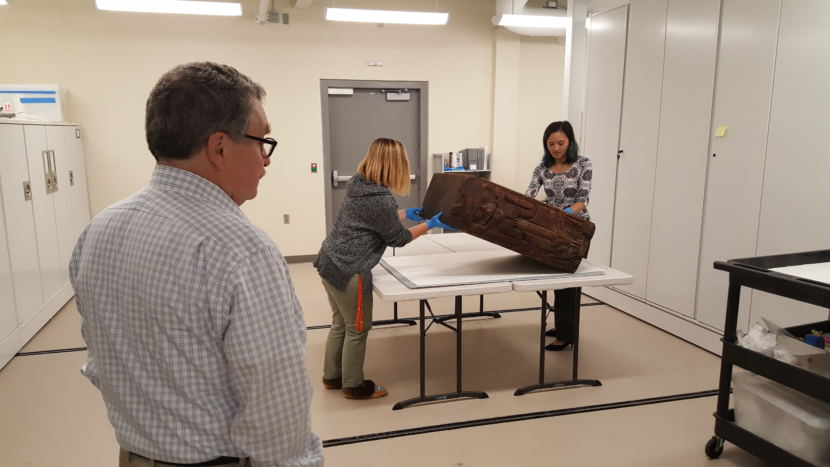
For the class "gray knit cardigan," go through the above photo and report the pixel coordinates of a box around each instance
[313,174,413,292]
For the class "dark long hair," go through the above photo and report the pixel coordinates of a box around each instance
[541,120,579,166]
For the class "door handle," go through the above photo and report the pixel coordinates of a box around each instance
[50,150,58,193]
[331,171,414,186]
[23,181,32,201]
[42,150,52,193]
[331,170,352,187]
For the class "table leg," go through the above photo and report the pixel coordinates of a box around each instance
[393,296,489,410]
[515,287,601,396]
[433,294,501,323]
[372,302,417,327]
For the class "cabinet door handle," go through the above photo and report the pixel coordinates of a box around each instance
[51,150,58,193]
[42,150,53,193]
[23,181,32,201]
[69,170,75,186]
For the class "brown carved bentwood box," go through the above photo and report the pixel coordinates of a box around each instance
[421,173,595,273]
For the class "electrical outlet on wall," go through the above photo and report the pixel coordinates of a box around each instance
[283,214,290,224]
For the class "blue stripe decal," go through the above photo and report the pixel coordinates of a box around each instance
[20,97,56,104]
[0,90,58,94]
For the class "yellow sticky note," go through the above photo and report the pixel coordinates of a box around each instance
[715,125,727,137]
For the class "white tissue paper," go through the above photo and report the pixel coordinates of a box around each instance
[737,323,777,356]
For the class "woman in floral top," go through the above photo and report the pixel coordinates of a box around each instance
[525,120,593,351]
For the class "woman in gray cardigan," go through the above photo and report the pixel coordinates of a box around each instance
[314,138,453,399]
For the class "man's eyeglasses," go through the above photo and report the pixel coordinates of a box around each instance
[245,134,278,158]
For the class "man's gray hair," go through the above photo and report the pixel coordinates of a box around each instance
[145,62,265,161]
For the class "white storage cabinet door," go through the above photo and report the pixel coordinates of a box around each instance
[694,0,781,331]
[23,125,64,308]
[49,125,89,285]
[751,0,830,327]
[609,0,667,298]
[0,183,17,342]
[645,0,721,317]
[581,4,628,268]
[0,124,44,325]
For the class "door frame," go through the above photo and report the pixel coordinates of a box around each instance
[320,79,429,232]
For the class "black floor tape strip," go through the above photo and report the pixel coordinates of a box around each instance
[322,389,719,448]
[308,301,607,331]
[14,303,606,351]
[16,347,88,356]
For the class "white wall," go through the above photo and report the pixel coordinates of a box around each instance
[516,36,565,193]
[0,0,563,256]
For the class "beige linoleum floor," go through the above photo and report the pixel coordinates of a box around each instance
[0,262,766,467]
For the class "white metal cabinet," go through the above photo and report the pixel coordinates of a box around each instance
[0,194,17,343]
[609,0,667,298]
[0,124,44,326]
[0,121,89,369]
[582,4,628,268]
[51,126,89,284]
[750,0,830,327]
[695,0,781,331]
[645,0,721,317]
[23,125,64,311]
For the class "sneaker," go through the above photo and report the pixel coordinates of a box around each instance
[322,377,342,390]
[342,379,388,399]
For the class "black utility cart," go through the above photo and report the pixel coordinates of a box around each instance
[706,250,830,465]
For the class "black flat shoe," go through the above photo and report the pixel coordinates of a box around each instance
[544,328,557,337]
[545,341,573,351]
[322,377,342,389]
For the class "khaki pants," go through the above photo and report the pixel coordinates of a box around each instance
[119,449,249,466]
[322,274,374,388]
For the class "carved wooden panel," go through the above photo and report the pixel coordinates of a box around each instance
[422,173,595,272]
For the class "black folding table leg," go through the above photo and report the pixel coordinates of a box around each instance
[372,301,417,327]
[393,296,489,410]
[515,287,601,395]
[433,293,501,323]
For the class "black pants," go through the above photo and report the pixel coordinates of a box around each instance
[553,287,580,342]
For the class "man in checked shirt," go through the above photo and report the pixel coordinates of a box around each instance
[69,62,323,467]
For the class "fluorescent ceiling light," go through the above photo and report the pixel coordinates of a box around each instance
[495,14,569,29]
[326,8,448,25]
[0,1,7,5]
[95,0,242,16]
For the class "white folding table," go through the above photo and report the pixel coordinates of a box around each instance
[373,233,633,409]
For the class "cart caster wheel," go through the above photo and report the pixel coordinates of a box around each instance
[705,436,724,459]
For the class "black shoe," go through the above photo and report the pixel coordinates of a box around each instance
[545,341,573,351]
[544,328,557,337]
[322,377,342,389]
[342,379,388,399]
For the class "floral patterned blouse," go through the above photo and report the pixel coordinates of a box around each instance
[525,156,593,221]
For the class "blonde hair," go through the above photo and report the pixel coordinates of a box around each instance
[357,138,411,195]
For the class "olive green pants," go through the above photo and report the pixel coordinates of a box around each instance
[322,275,374,388]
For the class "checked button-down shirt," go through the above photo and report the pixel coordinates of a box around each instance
[70,165,323,467]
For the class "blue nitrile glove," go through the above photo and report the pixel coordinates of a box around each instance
[405,207,424,221]
[563,207,574,214]
[427,212,457,231]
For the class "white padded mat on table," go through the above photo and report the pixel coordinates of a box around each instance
[379,249,604,288]
[424,233,508,252]
[770,262,830,285]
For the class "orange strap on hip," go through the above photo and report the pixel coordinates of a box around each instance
[355,275,364,331]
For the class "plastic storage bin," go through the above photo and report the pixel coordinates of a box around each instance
[733,371,830,466]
